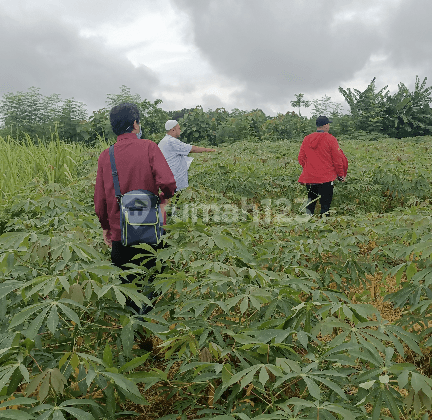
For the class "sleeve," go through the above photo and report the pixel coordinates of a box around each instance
[94,153,110,230]
[149,142,177,199]
[298,138,307,167]
[330,136,344,177]
[171,138,193,155]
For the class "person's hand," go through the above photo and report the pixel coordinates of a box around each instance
[159,198,168,224]
[103,229,112,248]
[337,176,346,182]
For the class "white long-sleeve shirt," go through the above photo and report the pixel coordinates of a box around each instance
[158,135,193,190]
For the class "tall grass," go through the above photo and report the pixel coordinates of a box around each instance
[0,133,93,198]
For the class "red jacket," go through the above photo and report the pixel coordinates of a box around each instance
[298,132,348,184]
[94,133,177,241]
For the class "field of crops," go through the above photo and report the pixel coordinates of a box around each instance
[1,134,432,419]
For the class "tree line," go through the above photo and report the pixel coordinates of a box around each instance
[1,77,431,145]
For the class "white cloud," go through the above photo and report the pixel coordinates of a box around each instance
[0,0,430,116]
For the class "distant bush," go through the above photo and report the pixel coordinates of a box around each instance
[0,85,170,145]
[215,117,251,144]
[261,112,312,141]
[179,106,215,144]
[2,78,431,147]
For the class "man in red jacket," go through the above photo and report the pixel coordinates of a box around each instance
[298,116,348,215]
[94,103,177,314]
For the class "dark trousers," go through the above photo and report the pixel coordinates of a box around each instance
[305,182,334,215]
[111,241,162,315]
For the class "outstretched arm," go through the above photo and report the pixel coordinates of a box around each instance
[190,145,216,153]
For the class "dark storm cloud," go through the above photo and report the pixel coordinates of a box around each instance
[171,0,384,106]
[383,0,432,77]
[0,12,159,114]
[171,0,431,110]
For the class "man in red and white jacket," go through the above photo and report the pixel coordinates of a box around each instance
[298,116,348,215]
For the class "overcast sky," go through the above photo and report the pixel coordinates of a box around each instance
[1,0,431,117]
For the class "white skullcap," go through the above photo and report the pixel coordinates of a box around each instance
[165,120,179,131]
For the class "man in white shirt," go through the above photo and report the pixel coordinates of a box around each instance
[158,120,216,191]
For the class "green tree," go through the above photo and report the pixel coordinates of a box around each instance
[0,87,62,141]
[179,105,213,144]
[246,109,268,139]
[261,111,312,141]
[339,78,388,133]
[105,85,169,139]
[0,87,91,143]
[57,98,89,143]
[138,98,170,139]
[171,107,196,121]
[339,77,432,138]
[88,108,113,144]
[105,85,141,108]
[311,95,344,118]
[290,93,311,117]
[207,107,229,125]
[382,76,432,138]
[229,108,247,117]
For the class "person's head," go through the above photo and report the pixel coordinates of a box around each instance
[316,115,332,132]
[165,120,181,138]
[110,103,140,136]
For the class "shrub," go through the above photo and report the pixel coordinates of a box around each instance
[262,112,312,141]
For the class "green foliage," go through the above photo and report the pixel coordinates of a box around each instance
[180,105,215,144]
[214,110,267,144]
[0,176,152,418]
[105,84,142,107]
[178,106,312,146]
[57,99,89,144]
[339,77,389,133]
[290,93,311,117]
[186,136,432,216]
[208,107,230,124]
[2,79,432,148]
[0,85,169,145]
[0,87,64,142]
[87,108,113,144]
[2,117,432,419]
[170,107,197,121]
[326,115,357,138]
[0,87,90,144]
[141,203,432,419]
[382,76,432,138]
[215,116,250,144]
[339,76,432,138]
[261,113,313,141]
[311,95,344,118]
[0,135,94,199]
[105,85,170,140]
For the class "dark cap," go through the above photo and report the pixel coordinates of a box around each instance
[316,116,332,126]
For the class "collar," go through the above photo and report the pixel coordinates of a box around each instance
[116,132,139,142]
[316,130,325,132]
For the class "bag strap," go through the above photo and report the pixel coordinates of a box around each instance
[109,145,161,207]
[109,145,122,203]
